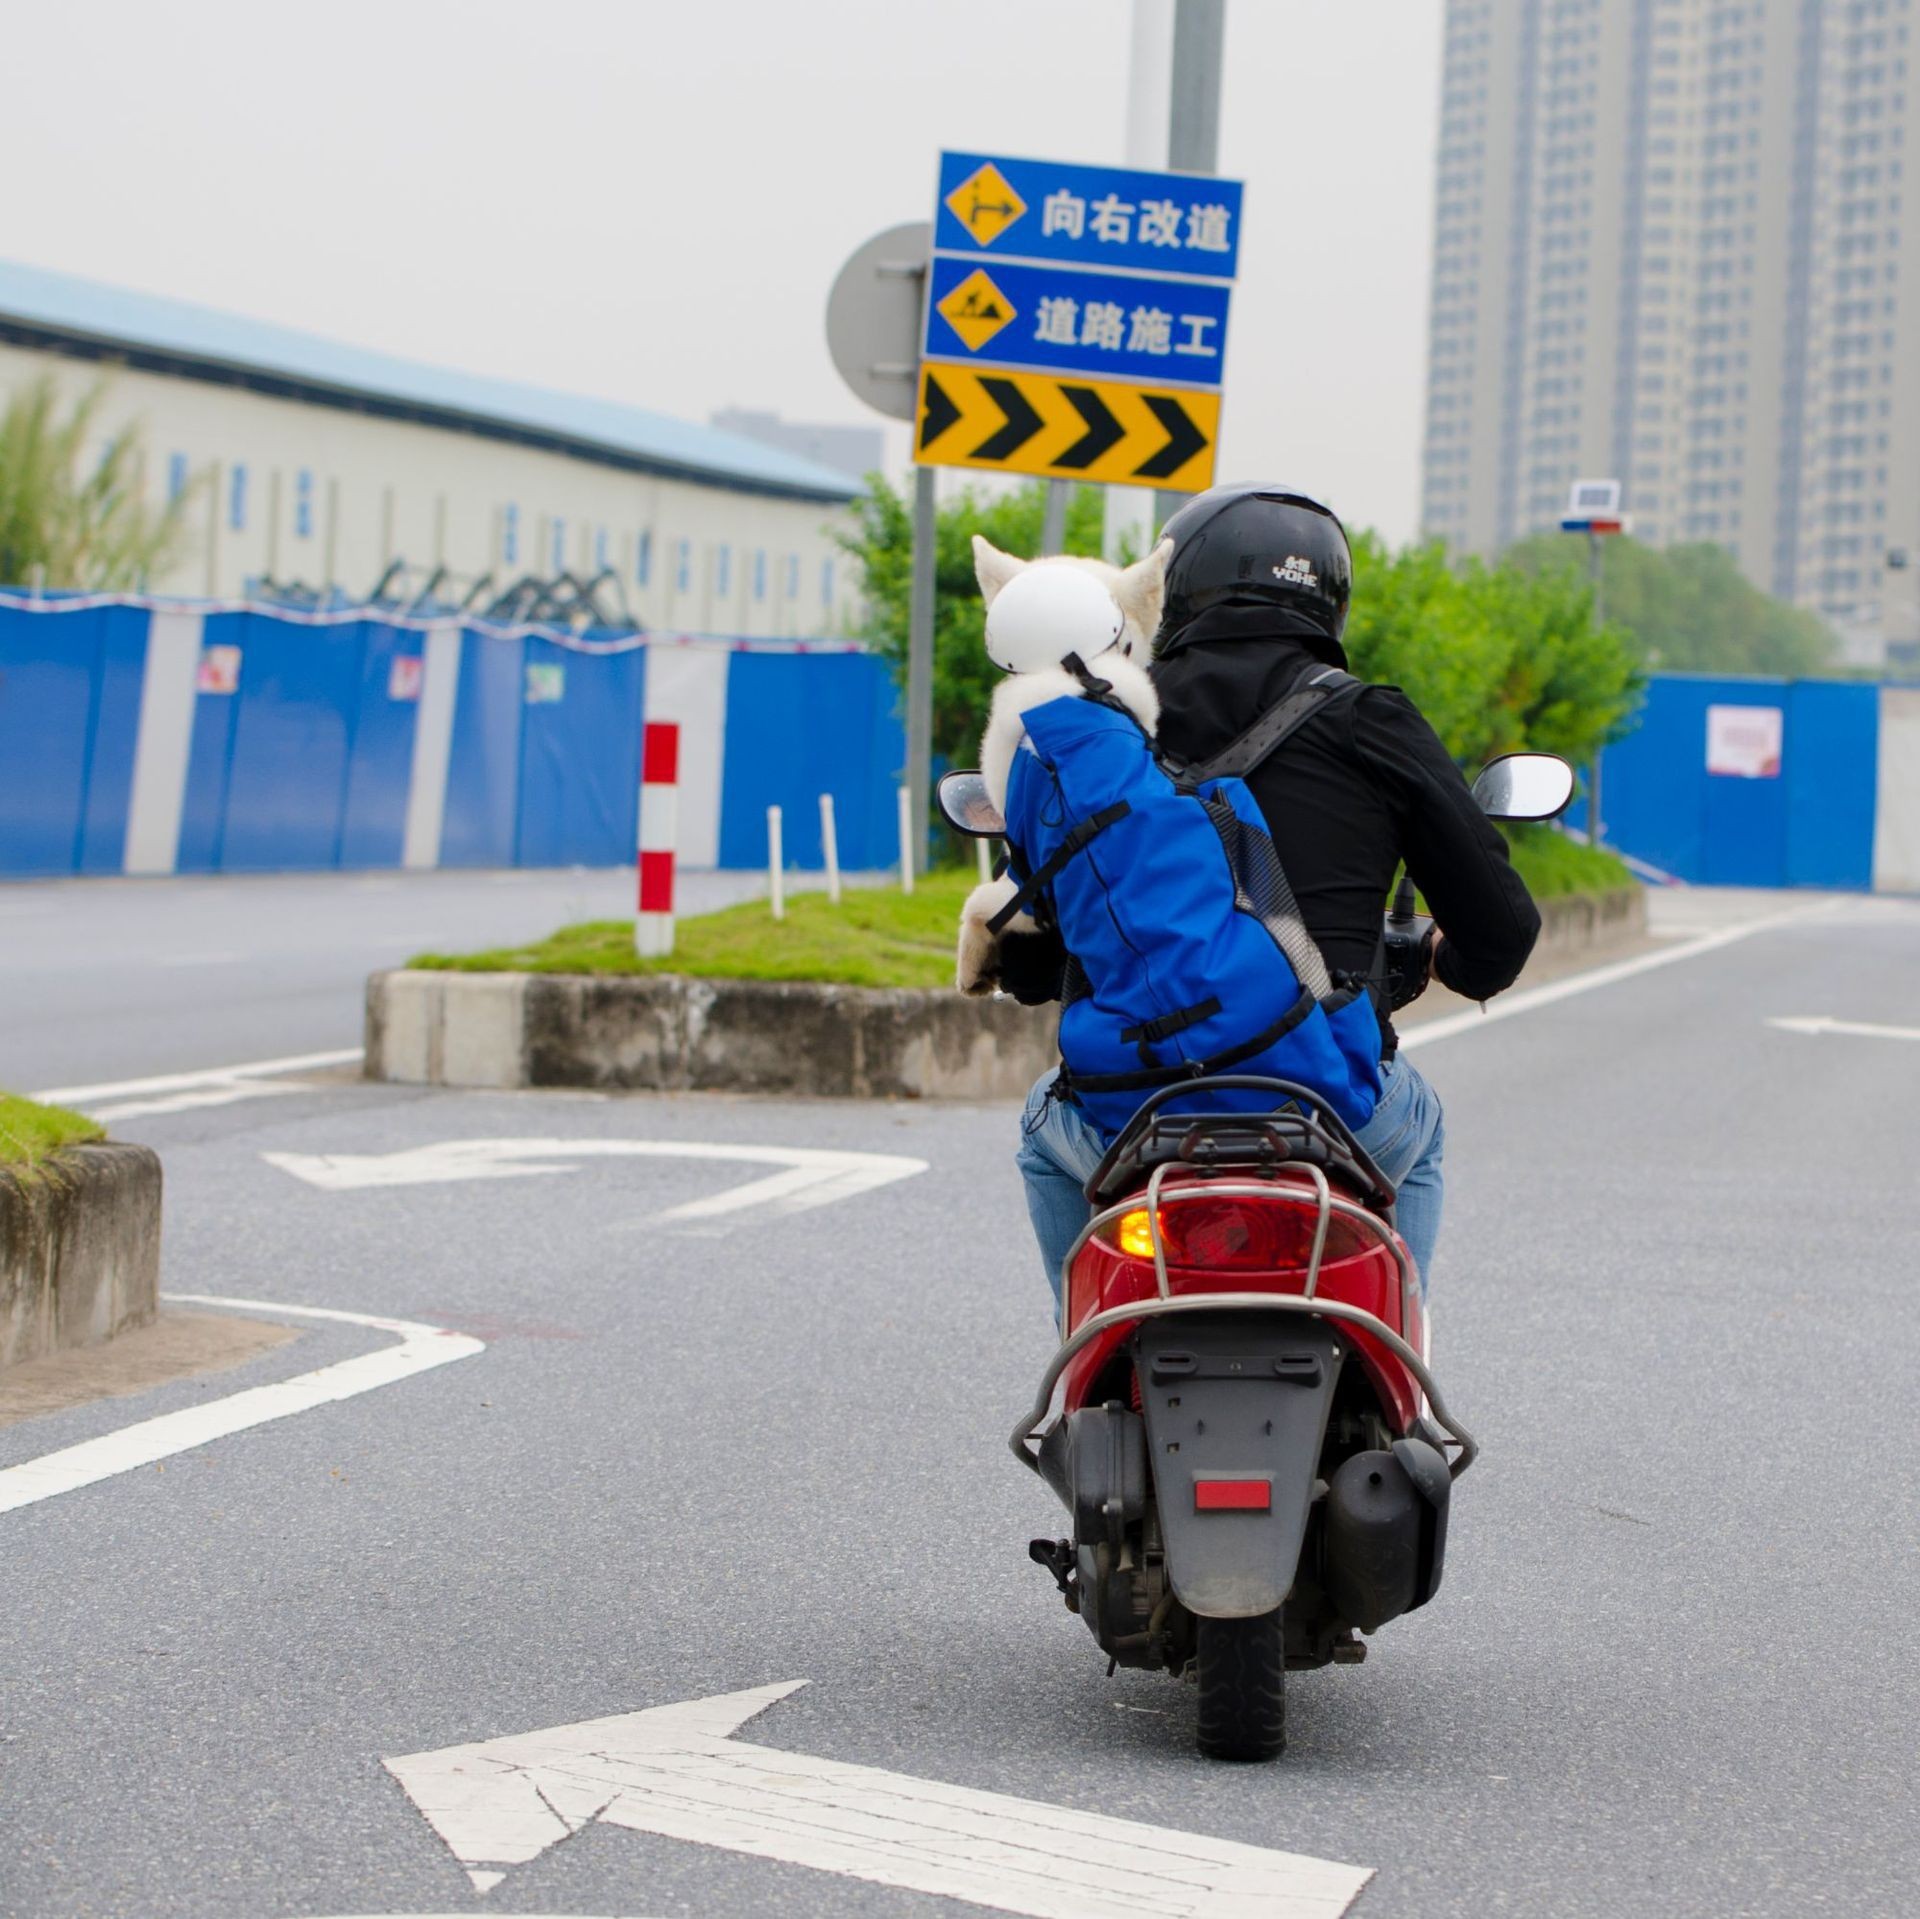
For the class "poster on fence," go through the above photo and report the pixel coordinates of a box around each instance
[196,645,241,695]
[1706,704,1783,778]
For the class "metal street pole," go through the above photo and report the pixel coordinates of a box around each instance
[1170,0,1224,173]
[1159,0,1226,524]
[1588,529,1605,845]
[906,463,937,861]
[1106,0,1175,562]
[1040,480,1070,556]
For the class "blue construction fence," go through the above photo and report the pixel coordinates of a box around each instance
[1573,672,1914,891]
[0,594,905,879]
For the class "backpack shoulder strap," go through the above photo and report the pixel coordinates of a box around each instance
[1190,662,1362,785]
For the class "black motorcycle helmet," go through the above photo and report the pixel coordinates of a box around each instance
[1156,484,1354,666]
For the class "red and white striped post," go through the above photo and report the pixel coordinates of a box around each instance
[635,720,679,957]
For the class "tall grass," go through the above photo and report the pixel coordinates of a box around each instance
[0,375,197,590]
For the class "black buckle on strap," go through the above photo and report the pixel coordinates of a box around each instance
[987,801,1131,934]
[1070,987,1318,1095]
[1119,994,1223,1067]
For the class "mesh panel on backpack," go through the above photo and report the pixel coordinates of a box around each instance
[1200,795,1335,1002]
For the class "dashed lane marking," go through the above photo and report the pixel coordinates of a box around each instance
[0,1296,482,1515]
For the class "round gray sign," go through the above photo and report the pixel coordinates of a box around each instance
[825,221,931,423]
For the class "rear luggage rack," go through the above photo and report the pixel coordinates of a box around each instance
[1085,1074,1395,1212]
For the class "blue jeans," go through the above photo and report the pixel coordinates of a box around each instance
[1015,1055,1446,1313]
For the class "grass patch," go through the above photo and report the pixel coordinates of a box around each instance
[412,827,1634,986]
[0,1091,105,1171]
[1503,825,1633,899]
[411,871,978,990]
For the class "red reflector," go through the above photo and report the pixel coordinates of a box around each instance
[1195,1478,1271,1512]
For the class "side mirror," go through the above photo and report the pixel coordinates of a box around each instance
[1471,752,1576,822]
[936,770,1006,838]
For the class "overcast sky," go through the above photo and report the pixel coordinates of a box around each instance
[0,0,1440,543]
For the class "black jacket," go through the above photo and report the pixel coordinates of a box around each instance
[1001,610,1541,1051]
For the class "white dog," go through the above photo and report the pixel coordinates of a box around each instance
[956,536,1171,996]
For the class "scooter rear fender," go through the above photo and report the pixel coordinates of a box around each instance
[1136,1313,1343,1619]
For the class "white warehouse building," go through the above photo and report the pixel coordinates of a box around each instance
[0,258,862,637]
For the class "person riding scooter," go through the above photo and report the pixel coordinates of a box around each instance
[995,485,1542,1303]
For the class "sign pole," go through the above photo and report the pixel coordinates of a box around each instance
[1040,480,1070,556]
[1170,0,1224,173]
[1161,0,1226,519]
[906,463,937,861]
[1588,529,1605,845]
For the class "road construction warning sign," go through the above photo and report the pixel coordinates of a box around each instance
[919,150,1239,489]
[914,364,1220,492]
[935,268,1017,353]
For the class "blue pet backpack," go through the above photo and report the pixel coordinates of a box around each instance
[997,670,1383,1143]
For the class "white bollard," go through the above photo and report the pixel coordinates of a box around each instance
[768,804,785,921]
[976,836,993,884]
[819,792,842,904]
[898,784,915,896]
[634,720,679,957]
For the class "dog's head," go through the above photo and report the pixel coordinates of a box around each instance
[972,536,1173,663]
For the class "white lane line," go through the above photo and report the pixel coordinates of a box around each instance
[31,1047,364,1106]
[1399,903,1839,1051]
[0,1296,483,1516]
[261,1138,929,1220]
[30,1048,364,1121]
[1767,1014,1920,1043]
[386,1682,1372,1917]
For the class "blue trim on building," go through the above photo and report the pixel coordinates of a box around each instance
[0,256,858,505]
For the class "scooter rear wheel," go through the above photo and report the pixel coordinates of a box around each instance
[1194,1610,1286,1761]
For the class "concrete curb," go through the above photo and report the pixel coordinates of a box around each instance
[365,888,1646,1099]
[1,1144,163,1372]
[1531,885,1646,956]
[367,968,1059,1099]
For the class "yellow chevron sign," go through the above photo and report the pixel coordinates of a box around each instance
[913,363,1219,492]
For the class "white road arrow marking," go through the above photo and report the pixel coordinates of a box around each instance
[385,1682,1372,1918]
[261,1138,926,1221]
[0,1296,482,1516]
[33,1047,363,1122]
[1766,1014,1920,1044]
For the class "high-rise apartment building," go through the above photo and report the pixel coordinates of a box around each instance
[1422,0,1917,666]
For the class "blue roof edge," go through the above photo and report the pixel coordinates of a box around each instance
[0,257,863,505]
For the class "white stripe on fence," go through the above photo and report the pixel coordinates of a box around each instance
[402,624,463,870]
[122,609,205,877]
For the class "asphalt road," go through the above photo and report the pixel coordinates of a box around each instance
[3,889,1916,1917]
[0,866,858,1092]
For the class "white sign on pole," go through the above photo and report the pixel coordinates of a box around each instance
[1706,704,1784,779]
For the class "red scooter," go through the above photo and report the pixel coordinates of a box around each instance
[939,751,1576,1760]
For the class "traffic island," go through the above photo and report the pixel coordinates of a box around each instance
[369,969,1058,1098]
[0,1095,162,1372]
[368,862,1645,1098]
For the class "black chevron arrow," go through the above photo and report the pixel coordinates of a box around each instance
[1133,394,1208,480]
[918,372,961,452]
[1053,385,1125,470]
[972,377,1044,460]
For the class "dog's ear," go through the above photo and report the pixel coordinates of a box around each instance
[1113,538,1174,654]
[972,535,1028,608]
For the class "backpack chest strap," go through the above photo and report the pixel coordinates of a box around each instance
[988,800,1131,934]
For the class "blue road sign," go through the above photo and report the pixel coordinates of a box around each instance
[935,151,1243,280]
[923,254,1232,389]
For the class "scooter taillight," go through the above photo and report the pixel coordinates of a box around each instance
[1108,1197,1373,1273]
